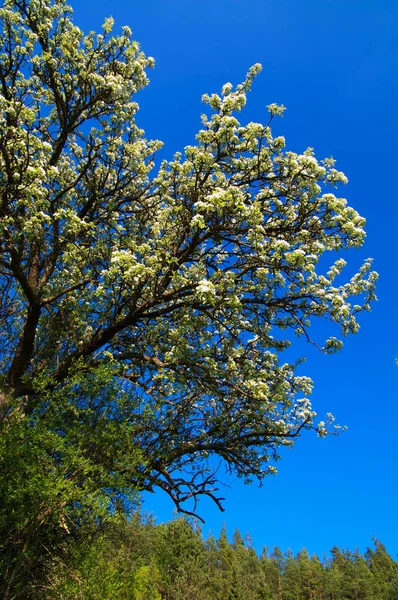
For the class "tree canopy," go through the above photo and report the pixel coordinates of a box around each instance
[0,0,377,521]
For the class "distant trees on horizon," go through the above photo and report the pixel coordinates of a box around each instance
[41,515,398,599]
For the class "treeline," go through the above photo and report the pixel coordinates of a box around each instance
[34,514,398,599]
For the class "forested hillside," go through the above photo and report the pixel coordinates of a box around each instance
[42,515,398,599]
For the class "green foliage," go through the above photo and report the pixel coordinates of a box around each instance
[45,514,160,599]
[134,565,162,600]
[40,518,398,600]
[152,517,208,599]
[0,365,142,597]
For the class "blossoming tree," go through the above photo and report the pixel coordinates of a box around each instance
[0,0,377,520]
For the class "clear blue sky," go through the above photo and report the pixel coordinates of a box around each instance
[73,0,398,558]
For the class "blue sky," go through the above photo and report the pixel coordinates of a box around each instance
[73,0,397,558]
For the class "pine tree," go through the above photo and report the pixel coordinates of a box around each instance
[282,550,302,600]
[366,539,398,600]
[156,518,208,600]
